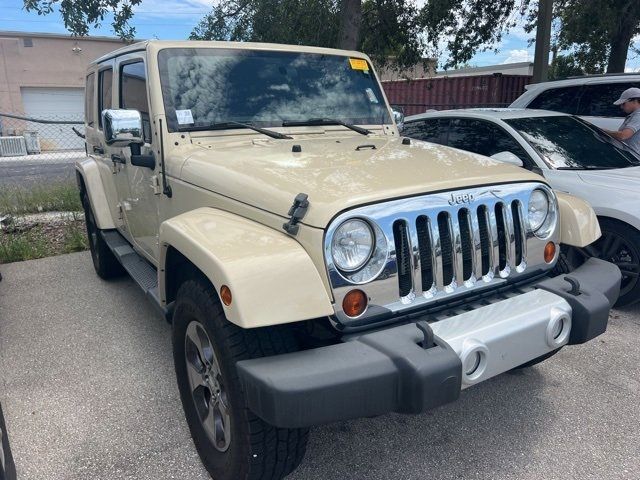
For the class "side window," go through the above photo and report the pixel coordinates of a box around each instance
[85,72,95,127]
[528,86,582,114]
[446,119,532,167]
[98,68,113,128]
[403,119,445,144]
[577,82,640,117]
[120,61,151,142]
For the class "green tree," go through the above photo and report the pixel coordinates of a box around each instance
[191,0,426,71]
[23,0,142,39]
[553,0,640,73]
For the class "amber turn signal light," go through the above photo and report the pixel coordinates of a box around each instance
[220,285,232,306]
[342,289,368,317]
[544,242,556,264]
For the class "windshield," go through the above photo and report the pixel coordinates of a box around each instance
[158,48,391,132]
[504,116,640,169]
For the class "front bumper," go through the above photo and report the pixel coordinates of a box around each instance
[237,258,621,429]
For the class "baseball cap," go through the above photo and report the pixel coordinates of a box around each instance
[613,87,640,105]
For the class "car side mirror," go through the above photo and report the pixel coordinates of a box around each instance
[102,109,155,169]
[392,109,405,132]
[102,109,144,147]
[490,151,524,167]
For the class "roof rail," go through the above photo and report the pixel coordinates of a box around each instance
[566,72,639,79]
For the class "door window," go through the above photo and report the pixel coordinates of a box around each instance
[403,119,446,144]
[577,82,640,117]
[120,61,151,142]
[446,118,532,167]
[85,72,95,127]
[98,68,113,128]
[527,86,582,114]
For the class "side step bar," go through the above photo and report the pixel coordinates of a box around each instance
[100,230,173,322]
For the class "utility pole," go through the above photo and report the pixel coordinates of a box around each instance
[532,0,553,83]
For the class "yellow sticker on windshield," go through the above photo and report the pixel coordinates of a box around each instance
[349,58,369,71]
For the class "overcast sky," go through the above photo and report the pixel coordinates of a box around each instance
[1,0,639,71]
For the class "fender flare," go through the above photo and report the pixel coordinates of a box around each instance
[75,158,115,229]
[159,208,334,329]
[556,192,601,247]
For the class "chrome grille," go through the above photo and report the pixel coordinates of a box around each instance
[392,201,526,297]
[325,182,560,327]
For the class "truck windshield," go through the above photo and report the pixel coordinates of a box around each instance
[505,115,640,169]
[158,48,391,132]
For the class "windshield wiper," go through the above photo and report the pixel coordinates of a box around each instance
[282,118,371,136]
[178,121,292,139]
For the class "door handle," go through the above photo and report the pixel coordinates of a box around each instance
[93,145,105,154]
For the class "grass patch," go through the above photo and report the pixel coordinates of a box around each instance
[0,213,88,264]
[0,181,81,215]
[0,226,51,263]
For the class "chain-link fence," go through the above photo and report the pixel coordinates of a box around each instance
[0,112,86,161]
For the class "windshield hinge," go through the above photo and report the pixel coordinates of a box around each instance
[282,193,309,236]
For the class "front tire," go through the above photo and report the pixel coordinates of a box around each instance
[172,276,309,480]
[565,218,640,307]
[80,190,124,279]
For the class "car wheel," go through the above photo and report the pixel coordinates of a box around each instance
[565,218,640,307]
[172,275,309,480]
[80,190,124,279]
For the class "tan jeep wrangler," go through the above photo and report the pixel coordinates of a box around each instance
[76,40,621,480]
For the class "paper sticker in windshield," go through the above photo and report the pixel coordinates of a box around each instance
[365,88,379,104]
[176,109,194,125]
[349,58,369,71]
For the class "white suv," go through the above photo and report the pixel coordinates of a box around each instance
[510,74,640,130]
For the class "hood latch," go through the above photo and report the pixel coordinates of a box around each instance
[283,193,309,236]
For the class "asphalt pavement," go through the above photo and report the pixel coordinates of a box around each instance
[0,252,639,480]
[0,151,83,187]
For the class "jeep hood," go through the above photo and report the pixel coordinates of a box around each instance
[177,135,543,228]
[578,166,640,193]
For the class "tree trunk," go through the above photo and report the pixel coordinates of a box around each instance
[337,0,362,50]
[606,1,640,73]
[606,27,633,73]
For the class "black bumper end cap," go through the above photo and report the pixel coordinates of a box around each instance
[537,258,621,344]
[236,328,461,429]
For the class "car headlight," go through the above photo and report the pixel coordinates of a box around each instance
[528,188,557,238]
[331,219,374,272]
[528,189,549,231]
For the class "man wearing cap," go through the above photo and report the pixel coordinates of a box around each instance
[603,87,640,154]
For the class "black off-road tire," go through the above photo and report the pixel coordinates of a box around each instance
[80,190,124,279]
[172,276,309,480]
[563,219,640,307]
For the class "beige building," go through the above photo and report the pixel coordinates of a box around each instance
[0,31,128,117]
[0,31,128,150]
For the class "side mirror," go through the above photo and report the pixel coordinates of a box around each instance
[102,109,144,147]
[490,151,524,167]
[392,109,405,131]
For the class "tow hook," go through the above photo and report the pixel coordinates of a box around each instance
[563,275,581,296]
[416,320,435,349]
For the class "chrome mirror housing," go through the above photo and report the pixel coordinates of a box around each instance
[392,108,405,131]
[102,109,144,146]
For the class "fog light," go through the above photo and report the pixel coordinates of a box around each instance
[544,242,556,263]
[551,317,564,339]
[546,307,572,347]
[464,351,482,376]
[220,285,232,306]
[342,289,368,317]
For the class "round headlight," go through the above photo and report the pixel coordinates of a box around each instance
[528,189,550,231]
[331,219,374,272]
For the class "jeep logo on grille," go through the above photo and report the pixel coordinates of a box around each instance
[448,193,475,205]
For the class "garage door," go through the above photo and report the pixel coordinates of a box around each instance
[20,87,85,151]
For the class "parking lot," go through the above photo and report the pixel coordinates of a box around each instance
[0,251,639,480]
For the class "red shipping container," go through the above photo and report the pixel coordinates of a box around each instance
[382,74,532,116]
